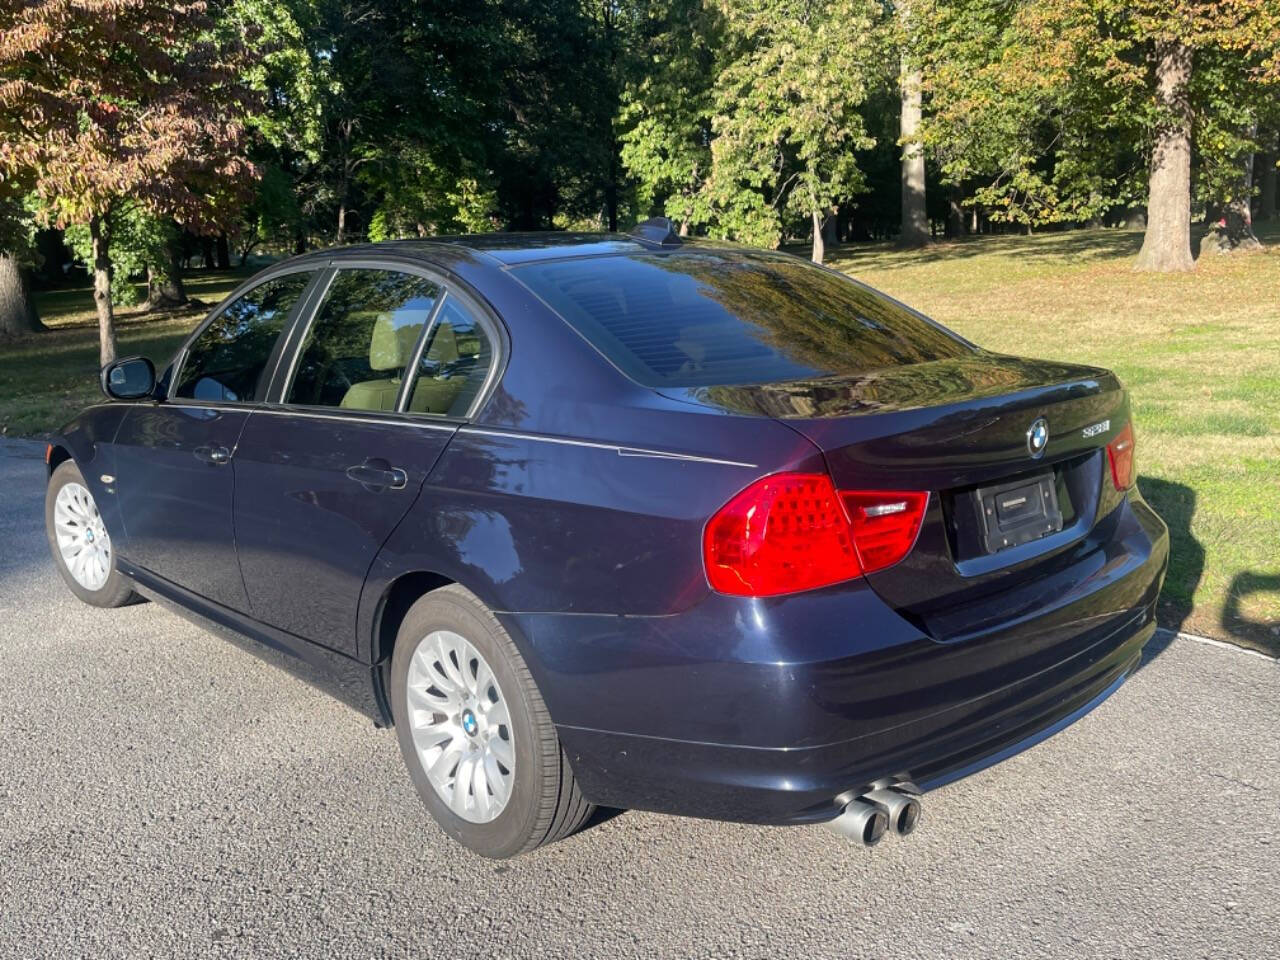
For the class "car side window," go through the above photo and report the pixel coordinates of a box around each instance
[404,296,494,418]
[174,272,313,403]
[286,269,440,411]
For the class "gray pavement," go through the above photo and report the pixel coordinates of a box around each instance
[1,437,1277,959]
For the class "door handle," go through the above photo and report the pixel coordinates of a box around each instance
[345,461,408,491]
[194,445,231,465]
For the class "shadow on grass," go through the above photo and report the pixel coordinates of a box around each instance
[826,220,1280,274]
[827,227,1148,273]
[33,266,253,327]
[1137,477,1203,642]
[1221,571,1280,654]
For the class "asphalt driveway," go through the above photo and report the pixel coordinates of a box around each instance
[1,438,1276,958]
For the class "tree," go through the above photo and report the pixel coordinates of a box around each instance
[1134,36,1195,270]
[896,2,929,246]
[0,188,44,339]
[699,0,881,262]
[64,205,188,309]
[916,0,1280,271]
[0,0,260,364]
[619,1,722,233]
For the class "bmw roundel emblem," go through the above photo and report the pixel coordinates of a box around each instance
[1026,417,1049,459]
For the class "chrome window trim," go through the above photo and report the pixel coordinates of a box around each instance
[457,426,757,469]
[247,405,459,433]
[165,399,258,412]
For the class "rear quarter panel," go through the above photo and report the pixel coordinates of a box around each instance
[363,407,823,624]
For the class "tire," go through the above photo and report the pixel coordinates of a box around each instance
[390,584,594,858]
[45,460,138,608]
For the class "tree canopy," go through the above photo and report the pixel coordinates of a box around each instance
[4,0,1280,348]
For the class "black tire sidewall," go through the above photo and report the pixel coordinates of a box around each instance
[389,588,547,859]
[45,461,133,608]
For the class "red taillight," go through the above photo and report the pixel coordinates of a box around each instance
[703,473,928,597]
[1107,421,1135,490]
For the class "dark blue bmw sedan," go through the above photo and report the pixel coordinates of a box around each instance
[44,219,1168,858]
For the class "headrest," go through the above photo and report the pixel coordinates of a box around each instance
[368,312,428,371]
[425,323,459,365]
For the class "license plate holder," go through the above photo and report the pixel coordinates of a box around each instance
[975,471,1063,554]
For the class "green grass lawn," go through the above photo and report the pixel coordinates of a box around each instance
[2,231,1277,654]
[827,222,1280,655]
[0,268,254,437]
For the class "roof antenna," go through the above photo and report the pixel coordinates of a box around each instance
[628,217,682,247]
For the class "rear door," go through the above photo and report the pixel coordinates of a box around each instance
[112,269,318,609]
[232,264,499,654]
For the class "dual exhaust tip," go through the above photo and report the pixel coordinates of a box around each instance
[826,781,921,846]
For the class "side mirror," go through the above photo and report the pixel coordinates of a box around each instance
[101,356,157,401]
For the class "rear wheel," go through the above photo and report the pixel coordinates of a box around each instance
[390,584,594,858]
[45,460,137,608]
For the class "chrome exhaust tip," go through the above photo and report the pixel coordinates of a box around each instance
[863,787,922,836]
[826,799,889,846]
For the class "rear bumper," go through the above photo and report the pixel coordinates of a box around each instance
[502,494,1169,825]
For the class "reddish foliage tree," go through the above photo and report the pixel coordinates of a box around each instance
[0,0,260,364]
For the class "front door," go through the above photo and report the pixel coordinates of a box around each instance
[112,270,317,610]
[233,268,495,653]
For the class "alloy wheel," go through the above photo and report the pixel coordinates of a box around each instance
[405,629,516,823]
[54,482,112,592]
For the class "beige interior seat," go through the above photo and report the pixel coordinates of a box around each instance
[339,312,425,411]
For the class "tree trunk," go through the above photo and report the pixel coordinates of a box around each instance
[90,215,117,367]
[1134,40,1194,271]
[605,141,619,233]
[811,209,825,264]
[145,265,187,309]
[1257,149,1276,222]
[0,253,44,338]
[145,263,187,310]
[144,229,187,310]
[215,233,231,270]
[899,61,929,247]
[822,208,839,249]
[947,193,964,238]
[1205,142,1262,254]
[199,235,215,271]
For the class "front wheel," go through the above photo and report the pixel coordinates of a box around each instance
[390,585,594,858]
[45,460,137,608]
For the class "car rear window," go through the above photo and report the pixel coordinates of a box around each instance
[513,251,972,387]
